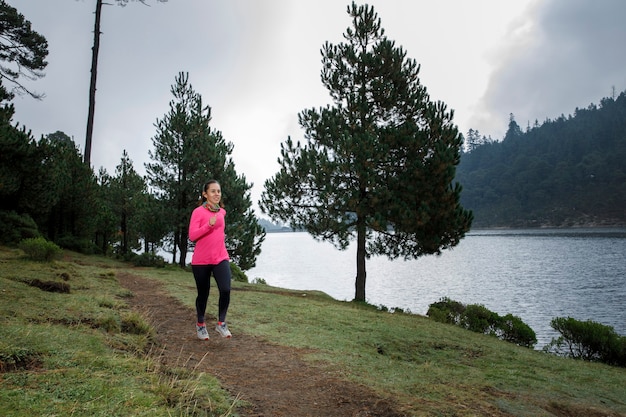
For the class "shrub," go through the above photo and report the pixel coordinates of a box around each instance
[497,314,537,348]
[426,297,465,325]
[18,237,62,262]
[461,304,499,334]
[544,317,626,366]
[427,297,536,348]
[0,211,39,245]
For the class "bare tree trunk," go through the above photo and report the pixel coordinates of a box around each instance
[84,0,103,166]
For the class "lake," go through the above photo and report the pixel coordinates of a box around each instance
[247,228,626,348]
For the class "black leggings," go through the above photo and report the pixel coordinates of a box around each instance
[192,260,231,323]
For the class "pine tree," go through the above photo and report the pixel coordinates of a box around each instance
[261,2,472,302]
[146,72,264,268]
[37,131,99,249]
[94,168,118,254]
[504,113,523,141]
[0,0,48,99]
[110,150,146,256]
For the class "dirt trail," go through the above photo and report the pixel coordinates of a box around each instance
[118,271,407,417]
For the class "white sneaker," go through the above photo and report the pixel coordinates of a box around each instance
[196,324,209,340]
[215,322,232,338]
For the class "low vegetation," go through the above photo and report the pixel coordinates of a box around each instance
[0,247,235,416]
[1,247,625,416]
[426,297,537,348]
[17,236,62,262]
[544,316,626,366]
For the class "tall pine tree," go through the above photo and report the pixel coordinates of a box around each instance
[261,2,472,302]
[110,150,146,256]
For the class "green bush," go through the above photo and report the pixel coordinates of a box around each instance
[461,304,499,334]
[426,297,465,325]
[0,210,39,245]
[497,314,537,348]
[18,237,62,262]
[427,297,536,348]
[544,317,626,366]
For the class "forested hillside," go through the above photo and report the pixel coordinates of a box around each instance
[456,92,626,228]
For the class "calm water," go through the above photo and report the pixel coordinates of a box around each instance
[247,228,626,348]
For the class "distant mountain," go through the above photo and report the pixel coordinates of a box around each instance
[257,217,295,232]
[456,92,626,228]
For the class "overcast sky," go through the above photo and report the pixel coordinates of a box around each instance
[6,0,626,208]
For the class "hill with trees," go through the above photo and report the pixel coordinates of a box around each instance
[456,91,626,228]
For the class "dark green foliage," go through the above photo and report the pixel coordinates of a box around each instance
[427,297,537,348]
[497,314,537,348]
[0,91,99,252]
[36,132,100,249]
[135,192,170,255]
[54,235,99,255]
[0,210,39,245]
[261,2,472,302]
[461,304,499,334]
[229,262,248,283]
[425,297,465,325]
[458,92,626,227]
[0,99,43,216]
[18,237,62,262]
[0,1,48,99]
[108,150,147,256]
[545,317,626,367]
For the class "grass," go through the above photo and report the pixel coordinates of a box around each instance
[0,247,235,417]
[2,246,625,416]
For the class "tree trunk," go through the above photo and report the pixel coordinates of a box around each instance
[172,231,178,264]
[179,242,187,268]
[84,0,103,166]
[354,217,367,302]
[121,212,128,255]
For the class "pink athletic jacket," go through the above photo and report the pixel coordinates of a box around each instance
[188,205,230,265]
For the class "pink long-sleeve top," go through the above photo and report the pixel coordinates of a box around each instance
[188,205,230,265]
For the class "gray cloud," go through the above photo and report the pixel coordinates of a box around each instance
[471,0,626,137]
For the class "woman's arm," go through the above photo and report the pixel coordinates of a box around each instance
[188,208,213,242]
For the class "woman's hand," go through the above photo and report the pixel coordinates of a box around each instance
[209,215,217,226]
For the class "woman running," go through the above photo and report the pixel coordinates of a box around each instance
[188,180,232,340]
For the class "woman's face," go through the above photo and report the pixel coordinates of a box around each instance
[204,183,221,205]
